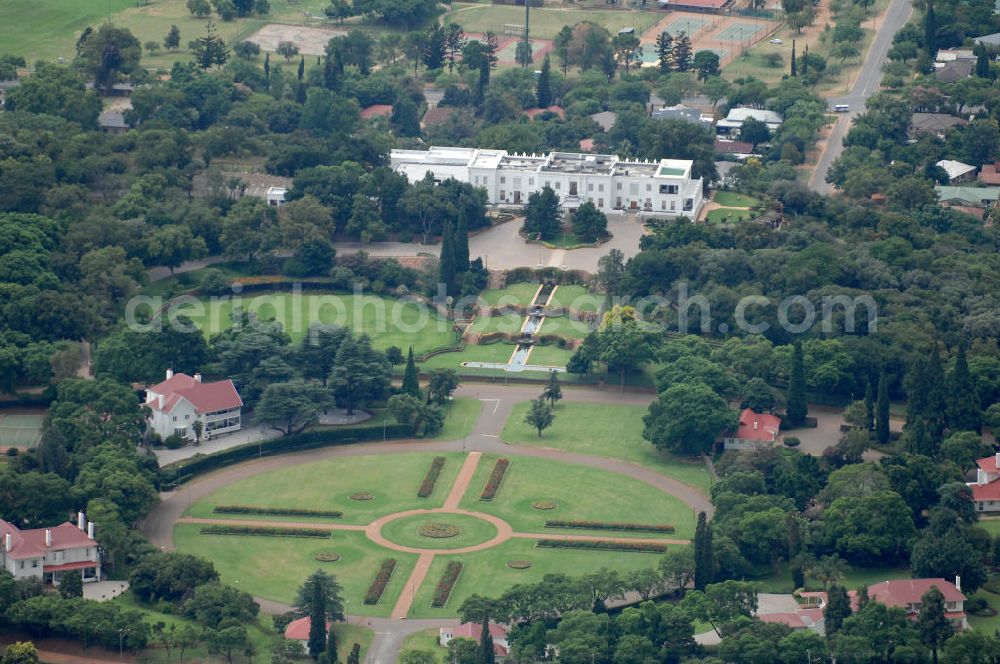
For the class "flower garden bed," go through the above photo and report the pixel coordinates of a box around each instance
[506,560,532,569]
[363,559,398,605]
[532,500,558,510]
[199,525,332,538]
[314,552,341,562]
[213,505,343,518]
[480,458,510,501]
[417,457,447,498]
[535,539,669,553]
[430,561,464,608]
[350,492,374,501]
[418,522,461,538]
[544,520,675,534]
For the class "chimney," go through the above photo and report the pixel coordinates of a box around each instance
[78,511,85,531]
[955,575,962,592]
[158,394,164,410]
[980,469,987,486]
[194,373,202,383]
[87,522,94,540]
[166,368,174,380]
[995,451,999,467]
[44,529,51,547]
[753,420,759,430]
[4,533,10,552]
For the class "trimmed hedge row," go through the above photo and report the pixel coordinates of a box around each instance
[418,457,447,498]
[535,539,669,553]
[161,423,413,488]
[364,559,398,605]
[200,525,331,538]
[544,520,675,534]
[213,506,343,518]
[480,458,510,501]
[430,561,464,608]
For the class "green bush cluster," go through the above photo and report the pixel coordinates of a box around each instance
[213,505,343,518]
[200,525,332,538]
[544,520,676,533]
[535,539,670,553]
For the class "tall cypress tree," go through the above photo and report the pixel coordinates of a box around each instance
[786,341,808,425]
[476,57,490,106]
[790,39,797,76]
[454,209,470,275]
[864,381,875,431]
[924,0,937,55]
[308,581,327,660]
[264,51,270,78]
[655,31,673,72]
[918,586,952,664]
[322,620,338,664]
[975,43,992,78]
[948,342,982,433]
[876,369,890,445]
[925,346,947,440]
[802,44,809,75]
[479,620,496,664]
[824,585,853,636]
[401,347,420,398]
[536,54,552,108]
[693,511,712,590]
[438,219,456,294]
[298,55,305,80]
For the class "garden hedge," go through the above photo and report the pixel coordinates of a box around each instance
[535,539,669,553]
[214,506,343,518]
[200,525,331,538]
[364,559,398,605]
[418,457,447,498]
[480,458,510,500]
[430,561,464,608]
[544,520,675,534]
[160,423,413,488]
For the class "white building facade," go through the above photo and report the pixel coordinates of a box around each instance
[0,515,101,584]
[390,147,705,218]
[145,370,243,441]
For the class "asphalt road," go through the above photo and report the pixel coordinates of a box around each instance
[808,0,914,193]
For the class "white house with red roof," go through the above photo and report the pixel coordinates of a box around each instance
[0,512,100,584]
[440,623,509,657]
[145,369,243,441]
[799,577,967,631]
[970,452,1000,513]
[283,616,331,646]
[722,408,783,450]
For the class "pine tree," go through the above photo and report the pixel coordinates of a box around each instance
[876,370,890,444]
[906,416,935,456]
[542,371,562,406]
[524,398,554,437]
[454,209,470,275]
[164,24,181,51]
[298,55,305,80]
[790,39,797,76]
[655,31,673,72]
[308,581,327,660]
[786,341,808,425]
[948,342,981,433]
[924,0,937,55]
[918,586,953,664]
[476,57,490,106]
[264,51,270,78]
[323,620,338,664]
[401,347,420,398]
[802,44,809,75]
[479,620,496,664]
[975,43,992,78]
[536,54,552,108]
[864,381,875,431]
[693,511,712,590]
[672,32,692,72]
[438,220,457,295]
[346,643,361,664]
[823,584,853,636]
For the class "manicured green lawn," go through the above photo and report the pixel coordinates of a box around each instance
[400,628,447,663]
[471,312,528,335]
[502,402,713,494]
[437,398,482,441]
[712,191,760,207]
[171,292,458,353]
[706,208,753,224]
[408,539,671,618]
[968,587,1000,632]
[524,344,574,367]
[549,285,600,313]
[175,524,417,617]
[539,315,590,339]
[445,3,660,39]
[418,343,516,370]
[381,513,498,550]
[754,560,912,593]
[458,454,696,539]
[185,453,466,524]
[0,0,138,63]
[975,519,1000,536]
[479,283,542,307]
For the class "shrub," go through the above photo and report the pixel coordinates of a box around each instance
[480,458,510,500]
[982,578,1000,595]
[535,539,670,553]
[544,520,675,534]
[784,436,801,447]
[315,552,341,562]
[200,525,331,538]
[213,506,343,518]
[164,434,187,449]
[418,456,446,498]
[418,523,461,538]
[350,492,374,501]
[364,559,397,605]
[532,500,558,510]
[430,561,464,608]
[506,560,532,569]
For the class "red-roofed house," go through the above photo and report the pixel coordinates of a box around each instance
[440,623,509,657]
[360,104,393,120]
[0,513,101,584]
[799,577,967,631]
[145,370,243,441]
[969,452,1000,512]
[284,616,331,646]
[722,408,782,450]
[980,162,1000,186]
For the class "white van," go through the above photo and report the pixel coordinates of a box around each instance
[834,104,850,113]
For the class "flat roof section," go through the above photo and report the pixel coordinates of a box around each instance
[542,152,618,175]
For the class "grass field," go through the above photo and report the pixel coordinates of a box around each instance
[175,524,418,616]
[171,292,458,354]
[977,520,1000,536]
[437,397,482,441]
[548,284,600,313]
[539,316,590,339]
[0,0,137,64]
[400,629,447,663]
[408,538,670,618]
[185,453,467,524]
[470,312,528,335]
[381,513,498,550]
[479,283,542,307]
[445,3,661,40]
[713,192,759,207]
[457,453,696,539]
[502,402,713,494]
[706,208,755,223]
[523,344,573,367]
[754,560,912,593]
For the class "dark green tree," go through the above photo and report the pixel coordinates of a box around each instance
[542,371,562,407]
[790,39,797,76]
[823,584,852,636]
[876,369,890,445]
[423,26,446,69]
[525,398,554,437]
[308,581,326,660]
[391,95,421,137]
[322,620,338,664]
[347,643,361,664]
[264,51,270,78]
[439,220,457,294]
[655,31,673,72]
[863,381,875,431]
[571,202,607,243]
[298,55,305,80]
[918,586,953,664]
[479,620,496,664]
[786,341,808,425]
[948,343,981,433]
[254,380,332,436]
[693,511,712,590]
[672,31,692,71]
[58,572,83,599]
[975,43,992,78]
[164,25,181,51]
[536,54,552,108]
[522,186,561,240]
[401,347,421,398]
[924,0,937,55]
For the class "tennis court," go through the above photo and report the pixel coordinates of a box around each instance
[496,37,552,65]
[664,16,707,36]
[715,22,762,43]
[0,413,44,448]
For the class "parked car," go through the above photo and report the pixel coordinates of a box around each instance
[769,38,783,44]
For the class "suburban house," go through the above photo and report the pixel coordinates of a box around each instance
[656,0,734,14]
[440,623,509,657]
[978,161,1000,185]
[590,111,618,132]
[909,112,967,140]
[422,106,457,129]
[651,103,713,127]
[266,186,287,207]
[390,147,704,217]
[721,408,782,450]
[936,48,976,62]
[359,104,393,121]
[935,185,1000,208]
[716,107,783,136]
[936,159,977,184]
[284,616,330,646]
[145,370,243,442]
[934,59,974,83]
[801,578,967,631]
[98,109,128,134]
[714,139,755,158]
[968,452,1000,512]
[0,513,101,584]
[974,32,1000,47]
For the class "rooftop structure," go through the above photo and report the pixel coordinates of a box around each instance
[722,408,782,450]
[936,159,977,183]
[909,112,967,139]
[0,515,101,584]
[146,370,243,441]
[935,185,999,207]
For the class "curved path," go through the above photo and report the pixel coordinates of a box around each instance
[140,383,711,663]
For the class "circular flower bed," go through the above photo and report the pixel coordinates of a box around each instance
[314,552,341,562]
[418,522,461,539]
[350,492,374,501]
[507,560,532,569]
[532,500,558,510]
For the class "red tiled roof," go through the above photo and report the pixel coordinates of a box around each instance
[284,616,331,641]
[44,560,99,572]
[976,454,1000,474]
[449,623,508,640]
[0,520,94,560]
[360,104,393,120]
[422,106,457,126]
[148,373,242,414]
[714,139,754,154]
[972,481,1000,501]
[759,612,809,628]
[868,578,966,606]
[733,408,781,442]
[579,138,596,152]
[980,164,1000,185]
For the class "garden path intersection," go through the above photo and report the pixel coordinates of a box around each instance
[142,383,712,663]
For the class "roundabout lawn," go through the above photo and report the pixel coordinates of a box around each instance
[380,513,499,551]
[184,453,466,525]
[502,402,713,494]
[458,454,696,539]
[174,525,417,617]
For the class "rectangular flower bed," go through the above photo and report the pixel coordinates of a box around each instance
[544,520,675,534]
[535,539,669,553]
[418,457,447,498]
[430,561,464,608]
[213,505,343,519]
[364,559,398,605]
[480,458,510,501]
[199,525,332,538]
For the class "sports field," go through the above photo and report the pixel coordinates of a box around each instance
[0,413,44,448]
[445,4,661,40]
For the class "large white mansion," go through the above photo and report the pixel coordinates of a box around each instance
[390,147,704,217]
